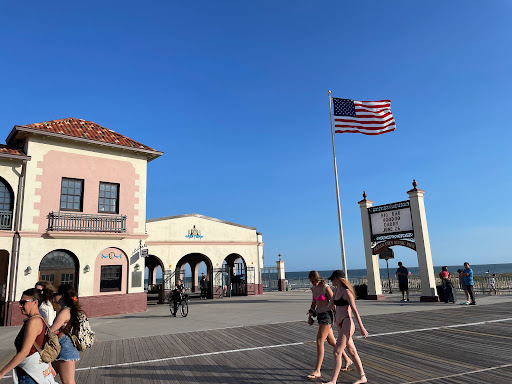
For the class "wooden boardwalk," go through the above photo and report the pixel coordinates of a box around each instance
[1,300,512,383]
[64,302,512,384]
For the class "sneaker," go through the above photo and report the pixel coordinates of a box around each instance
[460,302,469,305]
[469,302,477,305]
[400,299,406,302]
[406,299,410,301]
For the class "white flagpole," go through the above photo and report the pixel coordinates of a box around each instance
[328,90,348,279]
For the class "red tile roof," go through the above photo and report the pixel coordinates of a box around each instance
[18,118,157,152]
[0,144,26,157]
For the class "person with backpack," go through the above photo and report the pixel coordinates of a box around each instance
[0,288,57,383]
[51,285,82,384]
[35,281,57,325]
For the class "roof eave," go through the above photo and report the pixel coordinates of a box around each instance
[0,152,31,161]
[9,126,163,161]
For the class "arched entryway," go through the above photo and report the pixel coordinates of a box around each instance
[0,249,9,325]
[175,253,213,299]
[39,250,79,290]
[223,254,248,296]
[145,255,164,303]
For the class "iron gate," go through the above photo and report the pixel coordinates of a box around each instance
[262,266,278,291]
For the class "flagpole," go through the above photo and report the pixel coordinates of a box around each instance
[328,90,348,279]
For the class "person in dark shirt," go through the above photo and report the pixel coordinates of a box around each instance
[396,262,409,302]
[171,280,185,316]
[199,273,208,299]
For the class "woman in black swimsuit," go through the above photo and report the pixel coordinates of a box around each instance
[315,270,368,384]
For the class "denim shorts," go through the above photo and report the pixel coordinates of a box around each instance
[317,309,334,325]
[56,334,80,361]
[17,375,37,384]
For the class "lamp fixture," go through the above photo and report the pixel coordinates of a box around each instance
[83,265,90,273]
[134,263,140,271]
[25,266,32,275]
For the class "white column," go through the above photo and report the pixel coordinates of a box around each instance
[407,182,438,301]
[276,259,285,291]
[358,194,384,300]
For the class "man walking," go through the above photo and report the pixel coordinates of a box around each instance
[462,262,476,305]
[200,273,208,299]
[396,261,409,301]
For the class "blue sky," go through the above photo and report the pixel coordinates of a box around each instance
[1,1,510,272]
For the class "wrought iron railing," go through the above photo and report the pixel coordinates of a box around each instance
[0,210,13,230]
[47,211,127,233]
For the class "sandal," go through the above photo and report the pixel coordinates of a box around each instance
[341,362,353,371]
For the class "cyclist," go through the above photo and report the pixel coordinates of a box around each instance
[171,280,185,317]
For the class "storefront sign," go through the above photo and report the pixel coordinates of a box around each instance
[368,200,414,242]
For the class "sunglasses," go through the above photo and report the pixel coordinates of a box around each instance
[19,299,36,306]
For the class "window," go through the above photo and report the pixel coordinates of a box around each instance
[60,178,83,211]
[100,265,122,292]
[61,273,74,286]
[40,274,54,283]
[98,182,119,214]
[0,180,12,211]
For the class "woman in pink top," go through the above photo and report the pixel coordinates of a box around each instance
[306,270,352,380]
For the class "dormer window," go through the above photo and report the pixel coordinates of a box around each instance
[98,182,119,214]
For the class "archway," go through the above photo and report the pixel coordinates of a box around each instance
[145,255,164,303]
[176,253,213,299]
[39,250,79,291]
[224,254,248,296]
[0,177,14,230]
[0,250,9,325]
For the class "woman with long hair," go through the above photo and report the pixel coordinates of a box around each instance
[306,271,352,379]
[51,285,82,384]
[314,270,368,384]
[35,281,57,325]
[0,288,56,383]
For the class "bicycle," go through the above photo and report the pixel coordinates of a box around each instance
[169,292,189,317]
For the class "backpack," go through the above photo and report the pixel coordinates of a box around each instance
[32,315,61,363]
[69,312,95,352]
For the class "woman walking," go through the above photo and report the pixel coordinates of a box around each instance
[315,270,368,384]
[51,285,81,384]
[35,281,57,325]
[0,288,56,383]
[306,271,352,379]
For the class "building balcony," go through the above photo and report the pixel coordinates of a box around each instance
[47,211,127,233]
[0,210,13,230]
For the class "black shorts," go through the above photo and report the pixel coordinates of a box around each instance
[317,309,334,325]
[399,282,408,292]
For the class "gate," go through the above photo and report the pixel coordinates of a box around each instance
[213,266,231,298]
[262,266,278,292]
[246,266,256,295]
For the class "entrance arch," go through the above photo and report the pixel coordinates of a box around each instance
[176,253,213,299]
[145,255,164,303]
[39,250,79,290]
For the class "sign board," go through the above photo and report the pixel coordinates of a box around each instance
[141,249,149,258]
[368,200,414,242]
[372,239,417,255]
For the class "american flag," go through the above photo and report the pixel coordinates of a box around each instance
[332,98,395,135]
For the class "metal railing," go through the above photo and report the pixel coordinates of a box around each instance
[47,211,127,233]
[0,210,13,230]
[286,275,512,295]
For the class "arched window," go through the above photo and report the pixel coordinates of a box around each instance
[39,250,78,288]
[0,178,14,230]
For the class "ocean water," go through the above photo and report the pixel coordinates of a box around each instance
[286,263,512,280]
